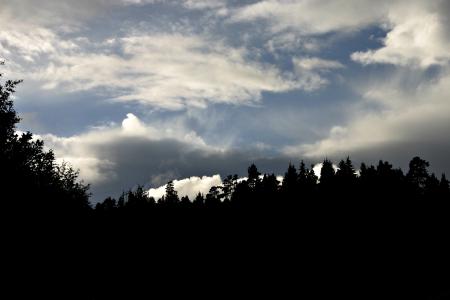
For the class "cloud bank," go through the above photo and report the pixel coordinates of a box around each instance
[38,113,294,202]
[148,175,223,200]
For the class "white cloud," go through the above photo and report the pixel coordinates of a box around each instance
[294,57,344,71]
[56,156,117,184]
[0,18,79,67]
[182,0,227,10]
[0,0,126,30]
[3,0,364,110]
[4,30,304,110]
[111,34,299,109]
[292,57,344,91]
[231,1,450,69]
[148,175,223,200]
[147,173,286,201]
[265,32,320,55]
[283,68,450,159]
[351,1,450,68]
[230,0,387,34]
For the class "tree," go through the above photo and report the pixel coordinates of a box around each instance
[164,181,179,206]
[125,186,151,211]
[96,197,117,212]
[261,173,279,205]
[222,174,238,203]
[282,163,298,200]
[336,157,356,180]
[0,63,21,148]
[320,159,335,187]
[1,65,91,215]
[193,192,205,208]
[307,166,318,186]
[407,157,430,192]
[231,180,251,207]
[247,164,261,190]
[117,192,126,209]
[335,157,357,195]
[305,165,318,196]
[180,196,191,208]
[298,161,308,188]
[297,161,318,200]
[424,173,440,198]
[439,174,450,197]
[205,186,221,208]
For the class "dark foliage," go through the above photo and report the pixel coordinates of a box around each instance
[1,66,91,218]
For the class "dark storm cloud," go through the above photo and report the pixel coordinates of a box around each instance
[89,138,293,202]
[47,135,295,202]
[40,114,298,202]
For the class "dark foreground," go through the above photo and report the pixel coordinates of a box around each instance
[4,199,450,300]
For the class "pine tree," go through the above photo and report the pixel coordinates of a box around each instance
[165,181,179,206]
[247,164,261,190]
[320,159,335,185]
[439,174,450,196]
[282,163,298,202]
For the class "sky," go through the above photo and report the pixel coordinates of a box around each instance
[1,0,450,201]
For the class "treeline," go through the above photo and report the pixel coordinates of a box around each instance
[95,157,450,214]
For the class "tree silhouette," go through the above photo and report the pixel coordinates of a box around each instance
[298,161,308,187]
[335,157,357,196]
[407,156,430,194]
[247,164,261,190]
[319,159,335,197]
[193,192,205,208]
[261,173,280,205]
[336,157,356,181]
[206,186,222,208]
[221,174,238,204]
[163,180,179,207]
[440,174,450,196]
[1,65,90,216]
[282,163,298,203]
[180,195,191,208]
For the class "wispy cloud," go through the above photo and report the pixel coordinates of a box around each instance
[3,30,305,110]
[229,0,387,34]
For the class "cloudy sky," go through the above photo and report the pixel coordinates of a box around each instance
[1,0,450,201]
